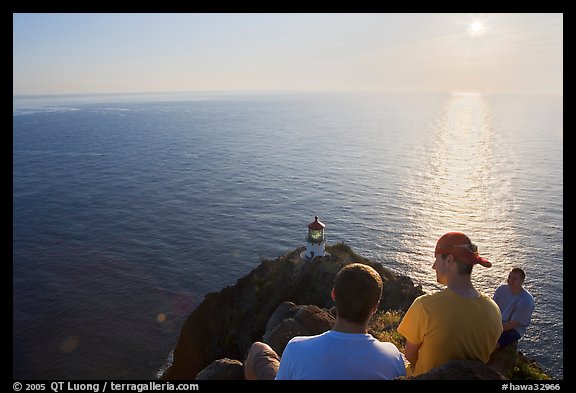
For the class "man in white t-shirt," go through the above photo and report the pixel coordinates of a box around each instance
[243,263,407,380]
[493,267,535,349]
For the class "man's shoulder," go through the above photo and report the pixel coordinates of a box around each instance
[521,288,535,304]
[373,339,403,353]
[479,293,502,310]
[404,290,451,314]
[286,331,329,346]
[417,289,451,302]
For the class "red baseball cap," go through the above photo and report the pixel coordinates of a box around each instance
[435,232,492,268]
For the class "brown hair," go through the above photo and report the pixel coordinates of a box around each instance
[333,263,383,324]
[511,267,526,281]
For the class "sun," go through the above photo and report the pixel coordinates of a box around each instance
[468,20,487,37]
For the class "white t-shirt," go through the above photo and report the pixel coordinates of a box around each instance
[493,285,535,337]
[274,330,406,380]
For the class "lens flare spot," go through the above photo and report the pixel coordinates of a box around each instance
[60,336,80,353]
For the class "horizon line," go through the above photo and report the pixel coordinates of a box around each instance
[13,88,564,99]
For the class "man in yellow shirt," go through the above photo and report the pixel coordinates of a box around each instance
[397,232,503,377]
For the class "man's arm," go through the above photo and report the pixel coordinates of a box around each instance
[403,340,422,367]
[507,297,535,330]
[502,320,520,331]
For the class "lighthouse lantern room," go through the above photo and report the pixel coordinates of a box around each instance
[305,216,326,259]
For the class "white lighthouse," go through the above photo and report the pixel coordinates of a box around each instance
[305,216,326,260]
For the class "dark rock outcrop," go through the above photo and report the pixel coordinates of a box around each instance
[488,342,518,379]
[263,302,335,356]
[195,358,244,380]
[161,243,424,380]
[410,359,507,380]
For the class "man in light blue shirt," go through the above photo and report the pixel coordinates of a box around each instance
[244,263,407,380]
[493,267,535,349]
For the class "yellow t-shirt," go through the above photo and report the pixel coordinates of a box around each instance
[397,288,503,377]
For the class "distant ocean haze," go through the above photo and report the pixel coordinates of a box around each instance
[12,91,563,379]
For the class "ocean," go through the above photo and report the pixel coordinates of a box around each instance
[12,91,563,379]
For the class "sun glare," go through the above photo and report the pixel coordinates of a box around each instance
[468,20,487,37]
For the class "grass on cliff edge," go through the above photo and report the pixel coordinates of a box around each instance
[368,310,551,380]
[512,353,552,380]
[369,310,405,349]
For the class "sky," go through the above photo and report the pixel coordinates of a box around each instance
[13,13,563,95]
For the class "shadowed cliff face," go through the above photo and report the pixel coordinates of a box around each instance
[161,243,425,380]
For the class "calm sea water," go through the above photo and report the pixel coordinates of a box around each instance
[13,91,563,379]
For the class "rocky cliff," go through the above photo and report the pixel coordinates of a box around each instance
[160,243,423,379]
[160,243,552,380]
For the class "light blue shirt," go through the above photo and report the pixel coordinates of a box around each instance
[493,285,535,337]
[275,330,406,380]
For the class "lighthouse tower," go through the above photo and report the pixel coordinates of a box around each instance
[305,216,326,259]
